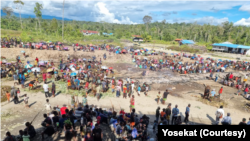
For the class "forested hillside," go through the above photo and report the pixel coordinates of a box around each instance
[1,3,250,46]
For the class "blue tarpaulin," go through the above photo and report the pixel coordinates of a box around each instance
[181,40,195,44]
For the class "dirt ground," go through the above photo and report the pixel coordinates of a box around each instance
[1,47,250,140]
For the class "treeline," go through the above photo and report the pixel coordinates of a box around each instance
[1,9,250,46]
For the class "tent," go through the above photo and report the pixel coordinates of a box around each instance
[25,64,33,69]
[101,66,108,69]
[31,67,41,72]
[70,72,77,76]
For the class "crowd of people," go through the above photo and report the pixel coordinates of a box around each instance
[2,39,250,141]
[131,52,250,75]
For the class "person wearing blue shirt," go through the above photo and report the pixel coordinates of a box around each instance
[210,89,216,101]
[59,114,67,128]
[21,74,25,88]
[171,105,179,125]
[184,104,191,123]
[137,86,141,96]
[74,77,80,90]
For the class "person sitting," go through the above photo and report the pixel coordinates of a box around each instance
[224,79,228,85]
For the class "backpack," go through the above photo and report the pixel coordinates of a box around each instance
[216,111,222,118]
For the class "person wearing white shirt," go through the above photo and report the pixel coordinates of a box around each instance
[43,83,49,98]
[131,82,135,94]
[221,113,231,125]
[215,106,224,125]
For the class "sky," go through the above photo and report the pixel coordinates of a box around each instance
[1,0,250,26]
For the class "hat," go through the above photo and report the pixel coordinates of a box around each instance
[11,86,14,89]
[131,81,134,83]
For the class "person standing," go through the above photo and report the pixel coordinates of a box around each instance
[6,91,11,103]
[115,85,121,97]
[75,77,80,91]
[215,106,224,125]
[42,72,47,84]
[13,73,18,86]
[221,113,231,125]
[21,74,25,88]
[54,70,58,81]
[43,83,49,98]
[24,94,29,108]
[82,95,87,107]
[215,73,219,82]
[130,95,135,113]
[44,99,52,115]
[11,86,19,104]
[156,91,161,104]
[184,104,191,123]
[218,86,223,101]
[171,105,179,125]
[155,107,160,122]
[51,82,56,97]
[137,85,141,96]
[162,89,169,105]
[123,86,127,99]
[165,104,172,125]
[131,81,135,94]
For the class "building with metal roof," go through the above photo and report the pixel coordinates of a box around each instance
[212,42,250,54]
[180,40,195,45]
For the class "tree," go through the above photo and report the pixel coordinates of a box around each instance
[143,15,152,32]
[34,2,43,32]
[51,18,58,32]
[13,0,24,29]
[142,32,152,42]
[62,0,65,40]
[2,6,13,18]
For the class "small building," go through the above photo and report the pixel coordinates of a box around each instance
[212,42,250,54]
[180,40,195,45]
[133,37,143,42]
[175,38,182,42]
[103,32,113,35]
[81,30,100,36]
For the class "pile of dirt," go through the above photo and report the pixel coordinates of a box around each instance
[1,85,11,102]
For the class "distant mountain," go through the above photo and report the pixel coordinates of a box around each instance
[1,10,73,21]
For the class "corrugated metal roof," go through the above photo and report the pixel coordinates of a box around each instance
[212,43,250,49]
[181,40,195,44]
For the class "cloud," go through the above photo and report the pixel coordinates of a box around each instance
[239,5,250,13]
[234,17,250,26]
[162,12,171,16]
[210,7,219,12]
[93,2,136,24]
[0,0,248,25]
[172,16,228,25]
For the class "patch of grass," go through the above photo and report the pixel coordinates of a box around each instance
[168,45,200,53]
[197,97,227,107]
[1,85,11,102]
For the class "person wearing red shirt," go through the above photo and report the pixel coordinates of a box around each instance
[244,87,249,95]
[35,57,39,63]
[229,73,233,80]
[218,86,223,101]
[42,73,47,84]
[85,81,89,89]
[119,109,125,117]
[60,104,67,116]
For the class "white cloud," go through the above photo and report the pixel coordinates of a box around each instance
[172,16,228,25]
[0,0,248,25]
[234,17,250,26]
[93,2,137,24]
[239,5,250,13]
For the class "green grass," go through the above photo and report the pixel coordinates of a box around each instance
[168,45,200,53]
